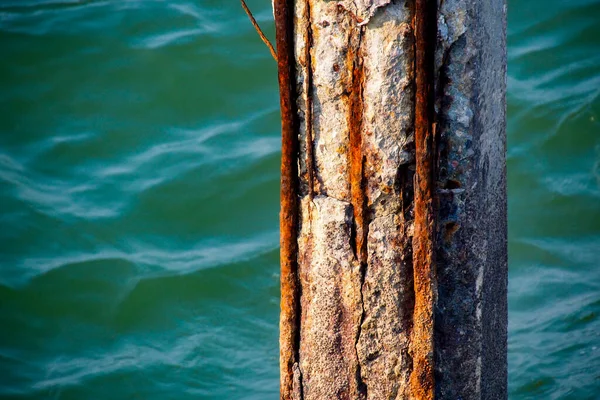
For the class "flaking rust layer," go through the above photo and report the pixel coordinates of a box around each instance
[294,1,365,399]
[304,0,355,200]
[293,1,421,399]
[298,197,364,400]
[283,0,507,398]
[357,2,416,400]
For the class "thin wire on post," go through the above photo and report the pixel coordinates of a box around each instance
[240,0,278,61]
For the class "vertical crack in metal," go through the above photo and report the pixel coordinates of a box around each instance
[274,0,301,399]
[410,0,437,398]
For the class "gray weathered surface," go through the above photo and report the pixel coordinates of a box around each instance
[297,196,363,399]
[434,0,507,398]
[356,4,415,399]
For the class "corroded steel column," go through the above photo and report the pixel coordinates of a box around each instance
[274,1,507,399]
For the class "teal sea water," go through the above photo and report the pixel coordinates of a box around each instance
[0,0,598,398]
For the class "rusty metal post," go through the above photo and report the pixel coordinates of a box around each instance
[274,1,507,399]
[273,1,300,398]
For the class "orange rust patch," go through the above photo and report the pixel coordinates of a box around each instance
[347,30,367,265]
[410,0,437,399]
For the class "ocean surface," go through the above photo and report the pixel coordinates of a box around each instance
[0,0,598,399]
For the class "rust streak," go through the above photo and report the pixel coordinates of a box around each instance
[410,0,437,398]
[304,0,315,199]
[274,1,300,399]
[348,30,367,265]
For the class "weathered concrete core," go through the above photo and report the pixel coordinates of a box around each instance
[275,0,507,399]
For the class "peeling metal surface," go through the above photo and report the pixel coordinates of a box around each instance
[337,0,393,25]
[357,3,416,399]
[294,2,419,398]
[295,3,367,398]
[280,0,507,398]
[307,0,355,200]
[357,214,414,400]
[298,196,364,400]
[362,3,414,218]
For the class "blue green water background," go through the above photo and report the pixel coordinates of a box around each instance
[0,0,599,398]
